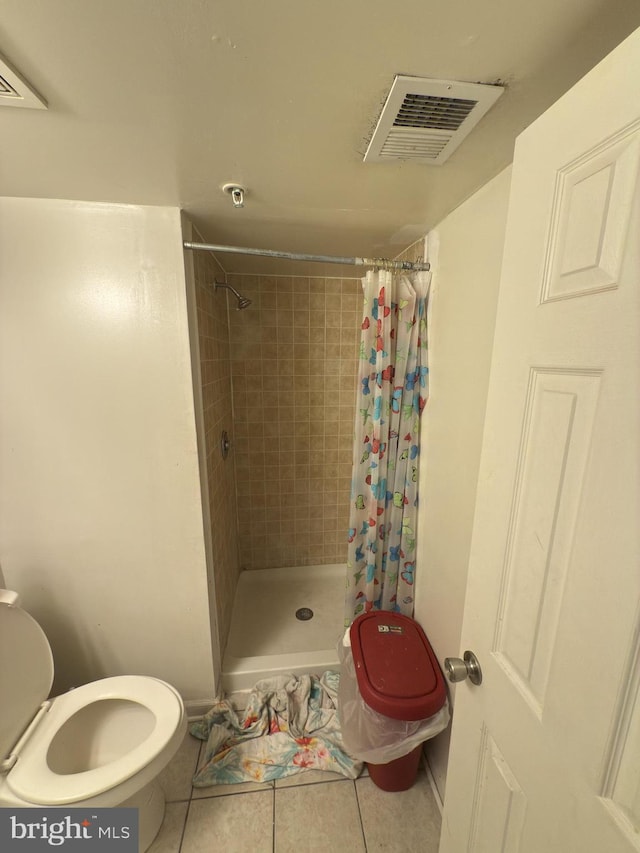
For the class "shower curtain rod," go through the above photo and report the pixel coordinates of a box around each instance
[183,240,430,272]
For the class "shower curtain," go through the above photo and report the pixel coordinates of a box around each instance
[345,269,430,625]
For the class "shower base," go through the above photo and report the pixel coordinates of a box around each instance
[222,563,345,693]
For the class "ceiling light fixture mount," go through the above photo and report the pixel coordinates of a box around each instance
[222,183,246,209]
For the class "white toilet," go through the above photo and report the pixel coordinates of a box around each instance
[0,589,187,852]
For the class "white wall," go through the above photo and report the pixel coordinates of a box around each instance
[0,198,216,702]
[414,167,512,800]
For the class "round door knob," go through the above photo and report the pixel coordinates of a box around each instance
[444,657,469,682]
[443,650,482,685]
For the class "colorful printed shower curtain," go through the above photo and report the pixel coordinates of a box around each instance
[345,269,430,625]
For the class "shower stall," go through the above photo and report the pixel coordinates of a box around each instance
[223,563,346,691]
[184,231,361,693]
[184,226,427,694]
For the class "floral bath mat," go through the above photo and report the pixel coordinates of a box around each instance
[189,671,362,785]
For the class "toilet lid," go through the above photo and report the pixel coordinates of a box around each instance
[0,600,54,763]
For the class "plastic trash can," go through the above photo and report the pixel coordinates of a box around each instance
[338,611,449,792]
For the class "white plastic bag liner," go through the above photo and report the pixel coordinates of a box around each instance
[337,634,450,764]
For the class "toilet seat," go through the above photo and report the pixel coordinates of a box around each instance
[7,675,184,805]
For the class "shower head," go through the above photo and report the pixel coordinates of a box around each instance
[213,280,252,310]
[236,294,253,310]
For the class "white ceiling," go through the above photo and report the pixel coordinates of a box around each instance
[1,1,639,275]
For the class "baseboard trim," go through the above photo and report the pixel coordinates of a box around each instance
[184,698,216,721]
[422,750,444,815]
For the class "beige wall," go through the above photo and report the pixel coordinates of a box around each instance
[0,198,215,701]
[183,225,240,660]
[227,274,362,570]
[414,167,513,800]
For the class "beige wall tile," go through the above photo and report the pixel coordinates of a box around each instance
[229,274,362,569]
[193,249,240,651]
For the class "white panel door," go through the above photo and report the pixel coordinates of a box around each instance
[440,27,640,853]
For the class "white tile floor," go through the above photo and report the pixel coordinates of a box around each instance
[151,733,442,852]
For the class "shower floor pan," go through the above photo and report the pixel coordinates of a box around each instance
[222,563,345,693]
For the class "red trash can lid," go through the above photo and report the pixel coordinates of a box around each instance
[349,611,447,721]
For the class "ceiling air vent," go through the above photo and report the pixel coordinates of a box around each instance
[364,76,503,165]
[0,54,47,109]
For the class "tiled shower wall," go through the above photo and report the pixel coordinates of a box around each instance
[227,275,363,570]
[189,236,425,603]
[191,247,240,646]
[186,237,425,651]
